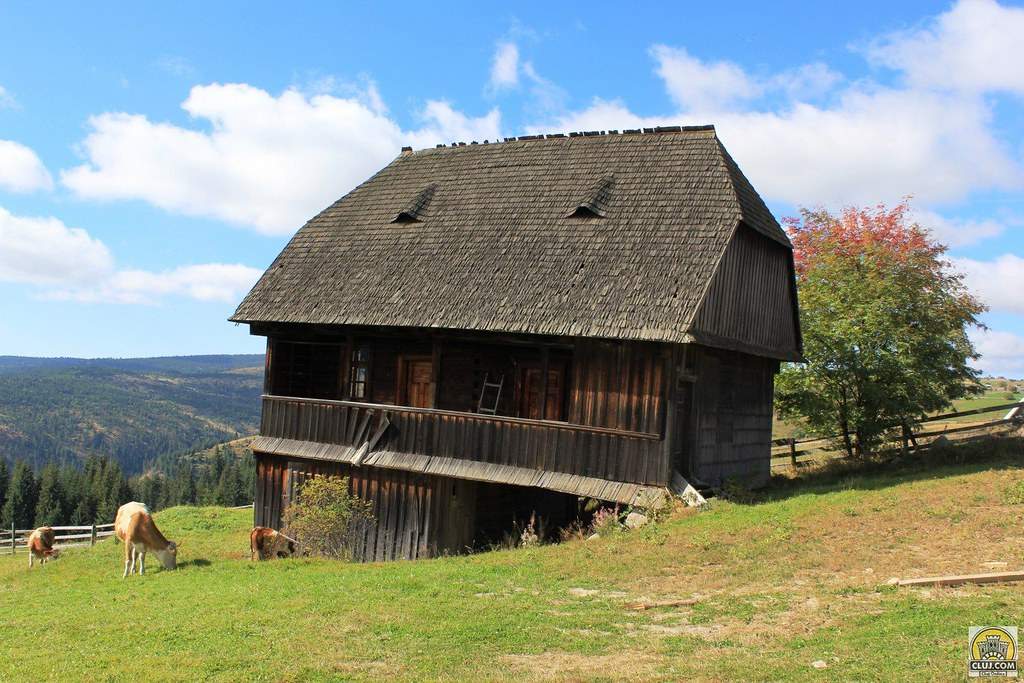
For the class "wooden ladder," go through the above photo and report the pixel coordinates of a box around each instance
[477,373,504,415]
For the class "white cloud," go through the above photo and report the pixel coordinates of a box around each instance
[0,139,53,193]
[62,83,501,235]
[0,205,261,304]
[650,46,842,113]
[652,45,761,112]
[532,5,1024,210]
[521,62,568,115]
[533,86,1019,207]
[155,55,196,78]
[912,209,1004,248]
[0,85,17,109]
[768,63,844,100]
[60,263,262,304]
[970,329,1024,377]
[0,207,113,286]
[954,253,1024,315]
[866,0,1024,94]
[489,42,520,90]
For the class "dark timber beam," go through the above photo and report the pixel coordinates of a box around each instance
[540,345,550,420]
[431,336,443,408]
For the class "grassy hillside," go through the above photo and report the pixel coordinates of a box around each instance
[773,383,1024,439]
[0,355,262,474]
[2,443,1022,681]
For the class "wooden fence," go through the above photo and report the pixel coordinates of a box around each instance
[0,523,116,555]
[770,400,1024,469]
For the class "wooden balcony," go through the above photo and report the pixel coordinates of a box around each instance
[258,394,669,486]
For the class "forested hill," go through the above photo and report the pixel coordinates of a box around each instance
[0,355,263,474]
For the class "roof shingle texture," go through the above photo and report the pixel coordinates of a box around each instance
[231,127,790,344]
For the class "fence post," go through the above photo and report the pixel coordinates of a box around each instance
[9,522,14,555]
[91,524,97,546]
[901,424,909,456]
[789,438,798,469]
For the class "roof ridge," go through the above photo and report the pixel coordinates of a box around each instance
[410,124,716,154]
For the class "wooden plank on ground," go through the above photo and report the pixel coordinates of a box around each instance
[896,570,1024,588]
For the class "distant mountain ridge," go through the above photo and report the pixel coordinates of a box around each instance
[0,354,264,474]
[0,354,264,374]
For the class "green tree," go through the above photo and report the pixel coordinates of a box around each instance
[215,460,245,506]
[776,201,985,457]
[34,464,67,526]
[2,461,39,529]
[92,457,130,524]
[171,462,197,506]
[0,459,9,519]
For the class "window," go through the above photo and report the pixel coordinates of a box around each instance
[349,345,372,399]
[269,341,342,399]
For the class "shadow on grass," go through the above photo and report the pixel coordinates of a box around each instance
[179,558,212,569]
[749,433,1024,504]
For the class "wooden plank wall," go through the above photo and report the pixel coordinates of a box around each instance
[690,224,800,359]
[254,453,476,561]
[436,341,524,415]
[683,345,777,487]
[569,340,665,434]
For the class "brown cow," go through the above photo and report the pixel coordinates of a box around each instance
[27,527,59,568]
[250,526,296,560]
[115,502,177,577]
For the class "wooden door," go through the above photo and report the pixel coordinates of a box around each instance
[400,357,434,408]
[519,366,563,420]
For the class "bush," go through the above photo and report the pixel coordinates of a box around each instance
[590,506,622,537]
[282,476,374,560]
[1004,480,1024,506]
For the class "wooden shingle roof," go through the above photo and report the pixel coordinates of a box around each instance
[232,125,793,348]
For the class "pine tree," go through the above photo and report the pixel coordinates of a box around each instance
[172,462,197,506]
[216,460,244,506]
[2,461,39,530]
[136,475,165,511]
[34,464,67,526]
[92,457,130,524]
[0,459,9,519]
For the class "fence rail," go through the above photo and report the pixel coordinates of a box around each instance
[770,400,1024,469]
[1,522,115,555]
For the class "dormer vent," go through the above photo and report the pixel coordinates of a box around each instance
[566,174,615,218]
[391,184,437,224]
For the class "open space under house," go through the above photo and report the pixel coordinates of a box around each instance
[231,125,802,561]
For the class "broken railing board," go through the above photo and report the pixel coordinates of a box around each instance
[897,570,1024,588]
[625,598,700,611]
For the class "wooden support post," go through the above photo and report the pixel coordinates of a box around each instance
[431,337,443,409]
[10,522,14,555]
[342,334,354,399]
[789,438,798,468]
[91,524,97,546]
[901,424,909,456]
[263,338,273,394]
[540,345,550,420]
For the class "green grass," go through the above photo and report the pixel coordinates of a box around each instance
[3,443,1024,681]
[773,388,1023,439]
[945,390,1023,422]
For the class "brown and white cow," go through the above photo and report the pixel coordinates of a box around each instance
[115,502,177,577]
[250,526,296,561]
[27,526,59,568]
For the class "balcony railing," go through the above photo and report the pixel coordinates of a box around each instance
[259,395,668,486]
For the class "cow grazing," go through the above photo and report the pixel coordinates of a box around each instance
[250,526,295,561]
[115,502,177,577]
[27,527,59,568]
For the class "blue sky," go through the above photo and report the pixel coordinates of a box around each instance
[1,1,1023,374]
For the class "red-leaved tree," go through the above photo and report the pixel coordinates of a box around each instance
[776,200,986,457]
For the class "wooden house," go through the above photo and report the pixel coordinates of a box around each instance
[231,125,801,561]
